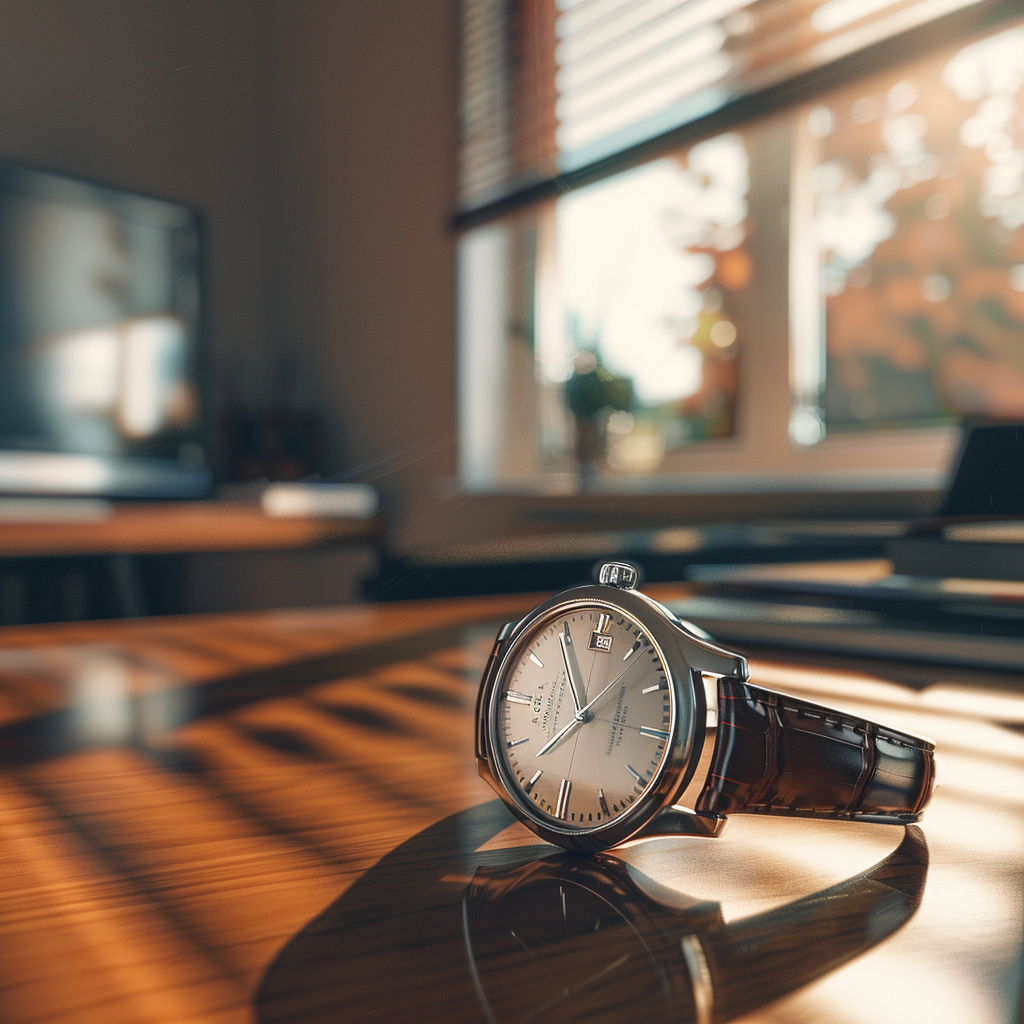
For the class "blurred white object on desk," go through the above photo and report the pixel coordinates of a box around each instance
[260,482,378,520]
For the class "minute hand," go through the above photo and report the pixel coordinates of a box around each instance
[574,662,637,719]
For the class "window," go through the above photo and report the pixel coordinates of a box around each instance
[457,0,1022,494]
[794,22,1024,437]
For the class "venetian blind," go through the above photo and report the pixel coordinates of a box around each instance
[458,0,993,216]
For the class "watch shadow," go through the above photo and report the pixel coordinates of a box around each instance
[255,800,928,1024]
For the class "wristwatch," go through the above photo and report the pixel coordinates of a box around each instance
[475,562,936,852]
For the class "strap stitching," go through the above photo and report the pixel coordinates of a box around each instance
[745,803,919,820]
[761,698,929,749]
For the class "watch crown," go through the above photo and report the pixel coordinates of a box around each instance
[598,561,639,589]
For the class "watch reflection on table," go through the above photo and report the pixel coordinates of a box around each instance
[256,800,928,1024]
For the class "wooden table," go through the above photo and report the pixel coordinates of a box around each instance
[0,588,1021,1024]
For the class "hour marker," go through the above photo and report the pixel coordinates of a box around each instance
[623,640,641,661]
[596,613,611,633]
[505,690,533,705]
[506,737,530,748]
[528,652,544,668]
[641,681,668,694]
[525,769,543,793]
[626,764,645,783]
[639,726,670,741]
[555,778,572,819]
[598,789,610,816]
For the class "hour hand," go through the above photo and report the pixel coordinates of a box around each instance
[558,625,586,713]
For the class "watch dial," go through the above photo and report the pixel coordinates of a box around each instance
[493,605,676,831]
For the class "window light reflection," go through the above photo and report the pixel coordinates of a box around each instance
[72,654,132,745]
[45,314,191,453]
[120,316,187,439]
[53,328,120,409]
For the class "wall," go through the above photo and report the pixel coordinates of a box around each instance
[267,0,463,550]
[0,0,277,456]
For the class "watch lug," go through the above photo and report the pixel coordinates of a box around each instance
[627,806,727,842]
[495,620,516,642]
[673,615,748,680]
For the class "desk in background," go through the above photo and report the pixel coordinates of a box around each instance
[0,502,381,625]
[0,585,1020,1024]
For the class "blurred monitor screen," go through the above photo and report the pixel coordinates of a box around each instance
[0,160,209,497]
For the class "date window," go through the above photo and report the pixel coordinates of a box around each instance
[588,613,613,653]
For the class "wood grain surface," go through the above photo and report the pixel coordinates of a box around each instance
[0,588,1020,1024]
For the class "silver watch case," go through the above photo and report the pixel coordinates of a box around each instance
[475,581,748,853]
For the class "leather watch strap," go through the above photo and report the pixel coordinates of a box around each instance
[694,677,936,824]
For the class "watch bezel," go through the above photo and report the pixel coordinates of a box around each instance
[478,584,707,853]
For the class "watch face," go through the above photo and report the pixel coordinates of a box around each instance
[491,603,677,833]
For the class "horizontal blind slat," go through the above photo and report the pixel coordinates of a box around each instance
[458,0,998,213]
[556,25,729,120]
[556,2,743,89]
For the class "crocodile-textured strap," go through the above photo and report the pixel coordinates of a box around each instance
[694,677,936,824]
